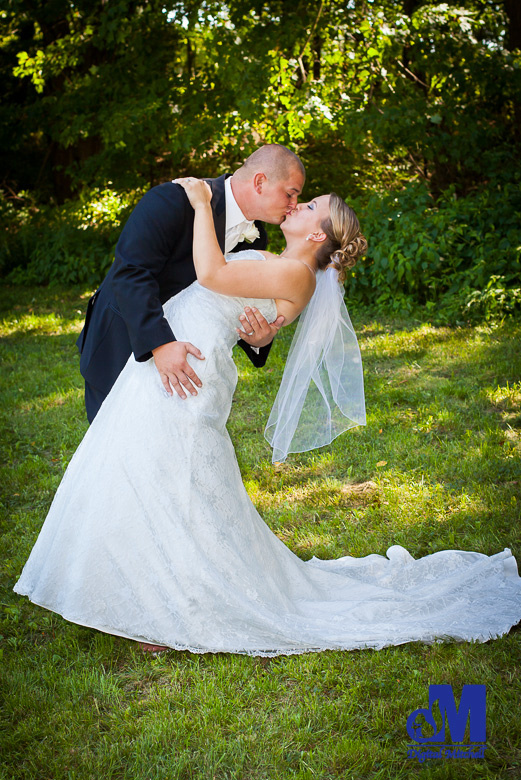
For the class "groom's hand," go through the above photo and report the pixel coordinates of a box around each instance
[152,341,205,399]
[237,307,285,349]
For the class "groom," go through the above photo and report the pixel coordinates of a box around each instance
[77,144,305,422]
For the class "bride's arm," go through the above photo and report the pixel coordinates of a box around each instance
[176,178,315,320]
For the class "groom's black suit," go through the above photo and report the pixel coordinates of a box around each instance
[77,174,270,422]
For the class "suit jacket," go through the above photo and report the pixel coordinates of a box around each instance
[76,174,270,396]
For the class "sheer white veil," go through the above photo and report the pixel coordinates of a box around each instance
[264,267,366,463]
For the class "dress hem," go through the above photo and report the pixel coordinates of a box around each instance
[13,588,520,658]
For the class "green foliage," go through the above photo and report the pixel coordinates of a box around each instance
[2,0,521,320]
[3,0,520,199]
[465,275,521,321]
[347,179,521,321]
[4,177,520,321]
[2,188,139,286]
[354,3,521,195]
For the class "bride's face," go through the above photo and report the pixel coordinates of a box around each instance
[281,194,331,240]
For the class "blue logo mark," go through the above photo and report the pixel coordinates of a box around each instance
[406,685,487,763]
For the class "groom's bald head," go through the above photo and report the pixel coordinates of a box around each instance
[234,144,305,183]
[231,145,305,224]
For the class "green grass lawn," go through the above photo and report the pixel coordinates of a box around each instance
[1,284,520,780]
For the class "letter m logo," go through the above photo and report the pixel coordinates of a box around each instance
[430,684,486,743]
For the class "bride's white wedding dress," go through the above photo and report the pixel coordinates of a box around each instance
[14,251,521,656]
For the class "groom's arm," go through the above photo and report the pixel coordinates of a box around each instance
[113,184,207,398]
[112,183,190,362]
[236,341,272,367]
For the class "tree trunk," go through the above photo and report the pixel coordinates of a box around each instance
[50,136,102,203]
[503,0,521,51]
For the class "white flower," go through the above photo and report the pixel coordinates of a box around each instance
[240,224,260,243]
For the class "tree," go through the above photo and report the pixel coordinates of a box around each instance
[2,0,519,203]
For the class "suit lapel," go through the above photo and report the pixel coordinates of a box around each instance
[207,174,227,253]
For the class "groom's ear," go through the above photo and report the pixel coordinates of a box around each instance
[253,172,267,193]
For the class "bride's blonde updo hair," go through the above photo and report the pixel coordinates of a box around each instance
[315,193,367,283]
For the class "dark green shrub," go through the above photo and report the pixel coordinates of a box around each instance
[347,179,521,321]
[2,188,140,287]
[3,180,520,323]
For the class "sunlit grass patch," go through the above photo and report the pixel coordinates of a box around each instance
[0,311,85,337]
[487,380,521,408]
[247,476,379,512]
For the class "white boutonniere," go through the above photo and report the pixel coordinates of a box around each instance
[240,223,260,243]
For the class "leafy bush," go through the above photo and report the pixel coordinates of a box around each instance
[464,276,521,321]
[347,179,521,321]
[2,188,140,287]
[3,178,520,323]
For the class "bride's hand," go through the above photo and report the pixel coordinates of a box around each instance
[174,177,212,209]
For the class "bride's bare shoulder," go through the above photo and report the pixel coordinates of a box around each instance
[260,250,315,277]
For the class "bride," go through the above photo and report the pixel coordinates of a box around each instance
[14,179,521,657]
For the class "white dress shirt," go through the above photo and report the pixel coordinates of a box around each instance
[224,177,255,254]
[225,177,263,348]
